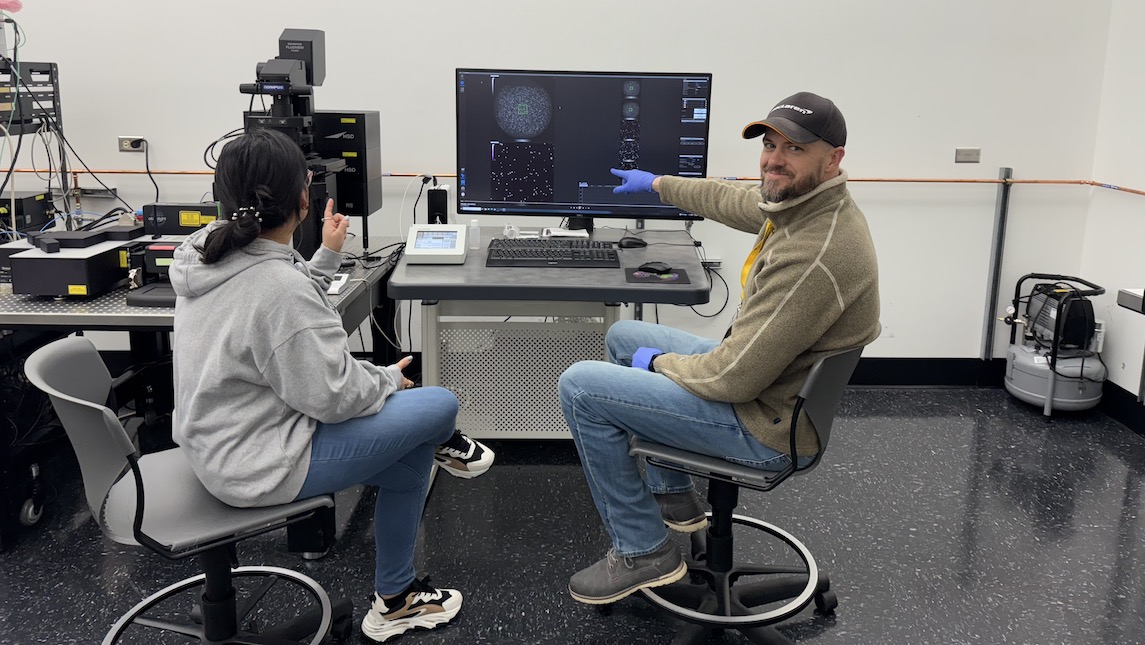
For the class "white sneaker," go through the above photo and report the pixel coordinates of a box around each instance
[361,577,463,642]
[434,432,495,478]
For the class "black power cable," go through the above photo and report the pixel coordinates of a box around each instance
[412,175,434,221]
[203,128,243,170]
[140,138,159,203]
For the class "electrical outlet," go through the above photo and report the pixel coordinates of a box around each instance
[118,136,145,153]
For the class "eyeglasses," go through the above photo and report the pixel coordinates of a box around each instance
[305,170,314,188]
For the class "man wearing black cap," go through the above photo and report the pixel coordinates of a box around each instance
[558,91,880,605]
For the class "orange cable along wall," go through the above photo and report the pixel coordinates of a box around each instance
[14,168,1145,199]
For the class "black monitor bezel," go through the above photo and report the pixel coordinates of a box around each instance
[454,68,712,223]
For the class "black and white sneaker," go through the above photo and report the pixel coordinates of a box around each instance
[361,577,463,642]
[434,431,495,478]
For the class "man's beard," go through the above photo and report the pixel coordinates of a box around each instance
[760,164,825,203]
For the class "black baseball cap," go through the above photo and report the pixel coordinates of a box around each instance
[741,92,847,148]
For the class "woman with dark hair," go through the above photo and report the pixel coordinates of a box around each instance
[169,128,491,642]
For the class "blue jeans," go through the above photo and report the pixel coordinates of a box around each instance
[294,386,457,595]
[558,320,792,557]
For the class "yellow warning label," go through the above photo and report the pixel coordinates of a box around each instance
[35,194,44,201]
[68,285,88,296]
[341,118,357,124]
[119,250,128,267]
[180,211,202,227]
[343,151,358,158]
[201,215,216,224]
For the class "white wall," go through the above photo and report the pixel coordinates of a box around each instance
[1082,0,1145,395]
[8,0,1129,362]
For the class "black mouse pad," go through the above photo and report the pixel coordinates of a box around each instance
[625,268,691,284]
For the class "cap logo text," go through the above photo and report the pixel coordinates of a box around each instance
[772,104,813,115]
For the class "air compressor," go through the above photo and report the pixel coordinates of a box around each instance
[1003,273,1106,416]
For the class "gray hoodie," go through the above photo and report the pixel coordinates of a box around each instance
[169,222,404,507]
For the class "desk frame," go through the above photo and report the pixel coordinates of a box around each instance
[391,228,710,440]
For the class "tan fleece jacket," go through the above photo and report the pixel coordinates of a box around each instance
[655,171,880,456]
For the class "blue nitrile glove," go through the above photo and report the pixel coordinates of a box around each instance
[611,168,657,194]
[632,346,664,372]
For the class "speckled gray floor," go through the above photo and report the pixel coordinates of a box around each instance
[2,387,1144,644]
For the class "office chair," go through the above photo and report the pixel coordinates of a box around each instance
[24,336,353,644]
[628,346,864,645]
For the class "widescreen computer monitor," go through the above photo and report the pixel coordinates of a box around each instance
[455,69,713,230]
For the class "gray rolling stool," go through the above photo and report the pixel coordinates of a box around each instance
[25,336,354,644]
[628,347,863,645]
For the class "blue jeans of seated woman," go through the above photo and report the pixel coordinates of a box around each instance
[294,386,457,595]
[558,319,793,558]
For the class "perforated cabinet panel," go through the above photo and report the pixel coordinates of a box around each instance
[436,320,606,438]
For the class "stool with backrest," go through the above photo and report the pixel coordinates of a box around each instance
[628,346,863,645]
[24,336,353,644]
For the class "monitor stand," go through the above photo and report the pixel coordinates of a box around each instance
[567,216,594,234]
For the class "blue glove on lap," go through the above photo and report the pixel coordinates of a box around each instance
[632,346,664,372]
[611,168,657,194]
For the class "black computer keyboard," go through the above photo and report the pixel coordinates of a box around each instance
[486,238,620,268]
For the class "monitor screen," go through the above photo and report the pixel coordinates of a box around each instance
[456,69,712,227]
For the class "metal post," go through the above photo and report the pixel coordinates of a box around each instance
[421,300,440,386]
[981,167,1013,361]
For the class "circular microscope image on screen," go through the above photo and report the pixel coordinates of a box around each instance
[495,85,553,139]
[623,80,641,98]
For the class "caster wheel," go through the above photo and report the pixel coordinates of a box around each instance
[816,571,831,593]
[814,589,838,615]
[19,498,42,526]
[330,614,354,642]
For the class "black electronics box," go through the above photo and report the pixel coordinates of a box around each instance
[279,29,325,86]
[142,241,179,277]
[0,240,32,269]
[333,176,382,217]
[143,202,220,237]
[9,245,126,297]
[0,191,53,231]
[293,174,337,260]
[313,110,382,216]
[313,110,379,145]
[26,225,145,249]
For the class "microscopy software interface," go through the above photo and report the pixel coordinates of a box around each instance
[456,69,712,220]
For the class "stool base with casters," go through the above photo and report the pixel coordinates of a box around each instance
[627,347,862,643]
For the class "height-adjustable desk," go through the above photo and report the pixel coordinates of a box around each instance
[387,228,711,439]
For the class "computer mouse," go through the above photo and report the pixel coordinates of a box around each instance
[638,261,673,274]
[617,236,648,249]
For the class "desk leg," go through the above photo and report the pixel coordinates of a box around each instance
[1139,341,1145,403]
[372,288,401,367]
[605,303,621,360]
[367,265,402,366]
[421,300,440,386]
